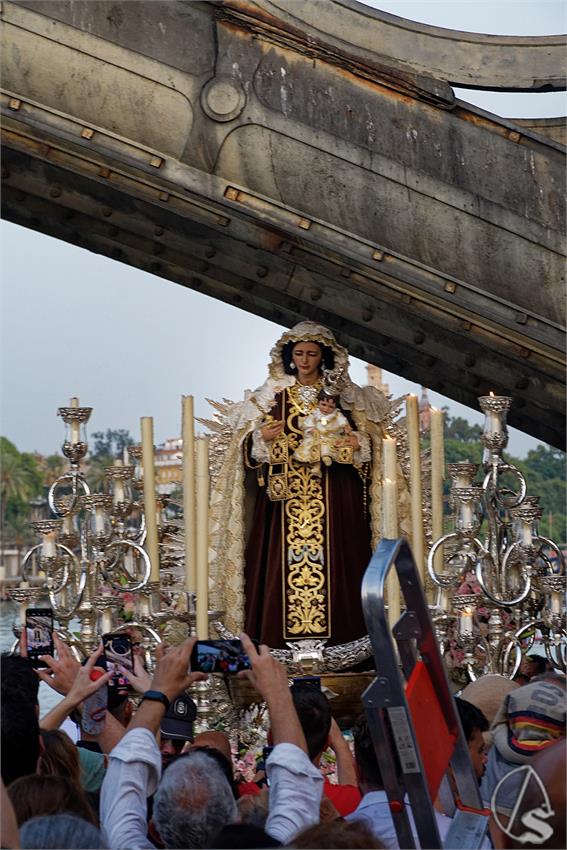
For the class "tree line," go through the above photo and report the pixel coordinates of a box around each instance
[1,417,565,550]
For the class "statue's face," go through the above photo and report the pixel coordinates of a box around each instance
[292,341,322,382]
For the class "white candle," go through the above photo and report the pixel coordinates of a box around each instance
[42,532,56,559]
[551,591,562,615]
[182,396,198,593]
[430,408,445,575]
[381,478,398,539]
[101,588,113,634]
[113,460,125,506]
[195,436,210,639]
[437,587,449,612]
[460,501,473,529]
[406,395,425,582]
[141,417,160,583]
[70,419,81,444]
[94,507,106,534]
[19,580,30,625]
[460,607,474,636]
[138,594,151,618]
[62,514,74,536]
[382,436,397,482]
[521,520,532,547]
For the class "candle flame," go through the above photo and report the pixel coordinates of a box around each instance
[489,391,494,397]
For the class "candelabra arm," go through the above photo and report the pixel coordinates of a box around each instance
[427,533,463,587]
[48,469,90,516]
[533,536,566,573]
[101,540,152,593]
[482,463,527,510]
[49,549,88,620]
[20,544,42,583]
[475,546,531,607]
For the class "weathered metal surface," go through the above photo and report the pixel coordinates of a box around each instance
[1,0,565,447]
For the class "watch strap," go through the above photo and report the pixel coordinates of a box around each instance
[141,690,170,711]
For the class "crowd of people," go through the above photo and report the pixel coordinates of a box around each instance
[1,633,565,850]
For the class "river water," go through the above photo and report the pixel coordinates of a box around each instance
[1,600,64,716]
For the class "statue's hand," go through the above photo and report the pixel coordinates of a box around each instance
[336,433,359,451]
[261,420,284,442]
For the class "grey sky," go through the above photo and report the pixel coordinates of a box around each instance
[1,1,564,459]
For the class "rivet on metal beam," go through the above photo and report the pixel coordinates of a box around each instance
[519,348,531,359]
[217,216,230,226]
[256,266,268,278]
[205,247,216,259]
[297,218,312,230]
[49,187,62,198]
[154,227,164,237]
[310,288,322,301]
[372,249,384,262]
[340,268,351,279]
[515,312,528,325]
[150,156,163,168]
[224,187,239,201]
[101,206,113,218]
[361,309,373,322]
[413,332,425,345]
[159,192,169,202]
[99,167,111,178]
[508,130,521,143]
[81,127,95,140]
[8,98,22,111]
[461,320,472,331]
[444,281,457,294]
[401,294,412,305]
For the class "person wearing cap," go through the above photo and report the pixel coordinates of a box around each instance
[159,693,197,769]
[481,677,566,822]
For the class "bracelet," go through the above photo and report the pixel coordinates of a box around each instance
[140,690,170,711]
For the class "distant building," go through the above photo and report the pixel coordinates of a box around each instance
[366,364,390,396]
[155,437,183,494]
[419,386,432,431]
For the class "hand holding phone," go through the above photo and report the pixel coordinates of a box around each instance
[190,639,258,674]
[102,633,134,692]
[25,608,54,668]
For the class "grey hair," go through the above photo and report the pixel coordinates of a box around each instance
[20,814,106,849]
[153,749,238,849]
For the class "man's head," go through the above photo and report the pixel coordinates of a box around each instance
[519,655,549,682]
[159,692,197,769]
[152,749,237,848]
[290,683,332,762]
[455,697,489,782]
[352,714,383,793]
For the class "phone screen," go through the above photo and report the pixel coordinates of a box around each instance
[102,633,134,689]
[190,639,257,674]
[25,608,54,667]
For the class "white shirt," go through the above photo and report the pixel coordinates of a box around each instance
[346,789,452,850]
[101,729,323,849]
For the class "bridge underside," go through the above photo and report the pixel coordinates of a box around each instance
[1,1,565,447]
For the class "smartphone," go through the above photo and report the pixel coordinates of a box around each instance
[102,632,134,690]
[190,639,258,674]
[291,675,321,690]
[25,608,54,668]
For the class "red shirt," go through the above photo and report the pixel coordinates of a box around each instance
[237,778,361,817]
[323,779,362,816]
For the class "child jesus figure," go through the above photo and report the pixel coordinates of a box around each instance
[293,390,352,475]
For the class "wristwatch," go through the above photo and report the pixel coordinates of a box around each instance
[141,690,170,711]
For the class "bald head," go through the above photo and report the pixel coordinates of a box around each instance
[192,731,232,765]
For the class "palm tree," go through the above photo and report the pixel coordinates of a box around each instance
[0,452,34,555]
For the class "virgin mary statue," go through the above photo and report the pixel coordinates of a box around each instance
[207,321,409,649]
